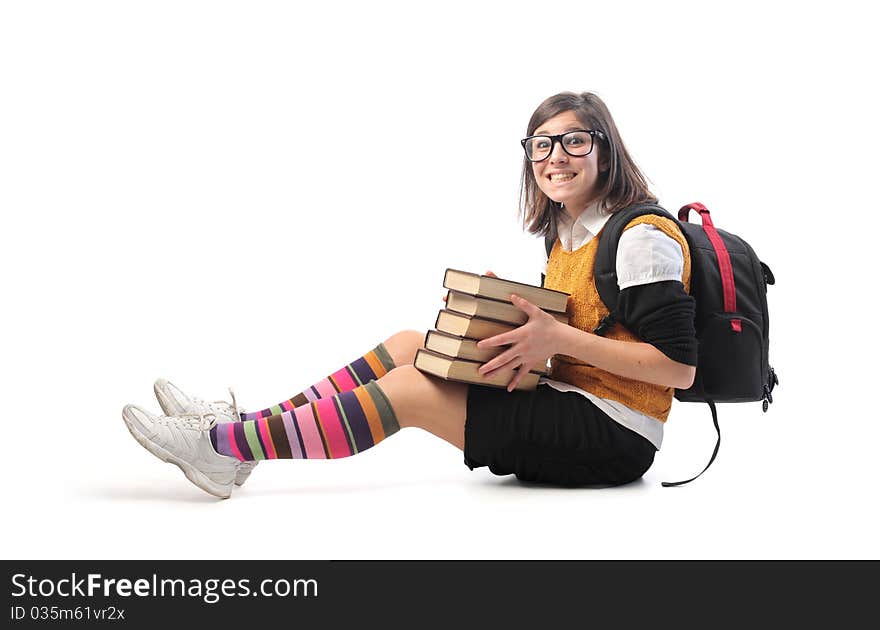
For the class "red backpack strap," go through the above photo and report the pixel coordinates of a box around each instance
[679,202,739,330]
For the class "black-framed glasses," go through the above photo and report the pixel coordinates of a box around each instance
[520,129,606,162]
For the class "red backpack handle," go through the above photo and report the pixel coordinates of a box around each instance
[679,203,739,328]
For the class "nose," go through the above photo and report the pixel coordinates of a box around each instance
[549,139,569,163]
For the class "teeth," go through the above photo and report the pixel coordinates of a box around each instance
[549,173,575,182]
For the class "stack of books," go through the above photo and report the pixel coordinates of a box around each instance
[414,269,571,391]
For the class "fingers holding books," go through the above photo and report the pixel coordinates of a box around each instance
[506,364,534,393]
[476,338,517,374]
[476,293,564,391]
[476,329,533,393]
[479,350,544,393]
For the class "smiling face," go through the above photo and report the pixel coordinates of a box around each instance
[531,110,606,217]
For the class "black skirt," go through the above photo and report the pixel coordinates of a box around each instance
[464,383,657,487]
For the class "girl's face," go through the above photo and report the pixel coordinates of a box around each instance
[531,110,606,215]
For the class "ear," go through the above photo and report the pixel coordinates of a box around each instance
[596,148,610,173]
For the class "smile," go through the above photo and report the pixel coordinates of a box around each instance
[548,173,576,182]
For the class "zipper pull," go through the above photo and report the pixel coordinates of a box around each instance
[762,384,773,412]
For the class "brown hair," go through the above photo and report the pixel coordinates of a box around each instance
[518,91,657,237]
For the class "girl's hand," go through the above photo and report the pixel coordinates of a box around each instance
[476,293,563,392]
[443,270,497,303]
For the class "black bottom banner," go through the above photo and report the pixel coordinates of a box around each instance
[2,560,875,628]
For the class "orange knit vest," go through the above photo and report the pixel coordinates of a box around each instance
[544,215,692,422]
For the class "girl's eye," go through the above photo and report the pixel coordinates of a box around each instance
[565,135,585,146]
[535,139,550,149]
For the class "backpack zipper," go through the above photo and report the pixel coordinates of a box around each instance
[762,366,779,412]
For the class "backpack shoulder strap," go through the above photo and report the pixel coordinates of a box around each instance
[543,221,557,259]
[593,202,676,334]
[541,220,558,287]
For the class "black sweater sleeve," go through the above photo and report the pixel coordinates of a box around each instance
[616,280,698,366]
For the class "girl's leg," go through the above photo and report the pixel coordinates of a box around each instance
[125,346,466,498]
[211,365,468,461]
[241,330,425,420]
[374,365,468,450]
[380,329,426,366]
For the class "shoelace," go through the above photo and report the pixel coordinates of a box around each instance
[153,388,244,432]
[155,412,218,431]
[190,388,245,417]
[163,388,243,431]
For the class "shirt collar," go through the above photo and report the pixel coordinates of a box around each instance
[557,200,611,237]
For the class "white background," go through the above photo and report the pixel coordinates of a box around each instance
[2,0,877,559]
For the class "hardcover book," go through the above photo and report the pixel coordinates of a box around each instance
[424,329,549,375]
[435,309,516,340]
[414,348,543,391]
[445,290,569,326]
[443,268,569,314]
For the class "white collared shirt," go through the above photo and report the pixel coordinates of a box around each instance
[556,201,612,251]
[538,202,686,450]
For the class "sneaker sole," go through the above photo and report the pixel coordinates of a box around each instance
[122,412,234,499]
[235,462,256,486]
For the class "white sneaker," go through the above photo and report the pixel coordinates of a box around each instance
[153,379,257,486]
[121,404,239,499]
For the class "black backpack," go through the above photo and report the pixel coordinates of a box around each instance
[543,201,778,486]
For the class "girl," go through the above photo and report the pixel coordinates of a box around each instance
[122,91,697,498]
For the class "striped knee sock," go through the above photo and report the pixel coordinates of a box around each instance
[210,381,399,460]
[241,343,396,421]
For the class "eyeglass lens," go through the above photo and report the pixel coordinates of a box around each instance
[524,131,593,161]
